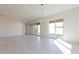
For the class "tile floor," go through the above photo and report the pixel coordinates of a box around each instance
[0,35,79,54]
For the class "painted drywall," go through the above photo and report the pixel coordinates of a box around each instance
[25,23,31,34]
[0,19,25,37]
[40,19,49,37]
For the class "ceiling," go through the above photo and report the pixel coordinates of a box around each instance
[0,4,79,23]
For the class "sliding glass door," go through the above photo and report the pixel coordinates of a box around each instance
[49,19,64,38]
[56,22,64,37]
[49,22,55,37]
[31,23,40,35]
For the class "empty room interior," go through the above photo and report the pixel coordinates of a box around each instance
[0,4,79,54]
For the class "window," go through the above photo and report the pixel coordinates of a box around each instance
[56,22,64,36]
[49,23,55,34]
[49,19,64,38]
[32,25,38,35]
[37,24,40,35]
[30,23,40,35]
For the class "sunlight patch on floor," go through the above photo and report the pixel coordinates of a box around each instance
[53,38,72,54]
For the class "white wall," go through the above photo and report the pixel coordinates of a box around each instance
[25,24,30,34]
[0,19,25,37]
[40,19,49,37]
